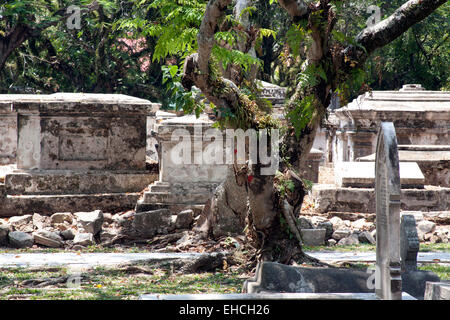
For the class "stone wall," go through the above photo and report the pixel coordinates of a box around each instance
[0,96,18,165]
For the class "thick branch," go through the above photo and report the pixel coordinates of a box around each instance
[183,0,254,124]
[197,0,232,74]
[356,0,447,56]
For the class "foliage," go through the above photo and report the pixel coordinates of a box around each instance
[0,0,164,99]
[274,170,295,198]
[286,94,316,138]
[331,0,449,93]
[0,0,447,115]
[117,0,205,63]
[161,64,204,115]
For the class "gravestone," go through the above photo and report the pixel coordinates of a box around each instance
[400,214,420,272]
[374,122,402,300]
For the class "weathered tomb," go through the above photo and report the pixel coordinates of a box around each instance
[257,80,286,119]
[311,84,450,166]
[0,93,158,216]
[329,84,450,163]
[311,86,450,214]
[137,114,231,213]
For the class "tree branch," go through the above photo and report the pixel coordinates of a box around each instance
[183,0,247,119]
[0,1,99,72]
[356,0,447,56]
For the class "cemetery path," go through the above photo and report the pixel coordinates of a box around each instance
[0,252,207,268]
[0,251,448,268]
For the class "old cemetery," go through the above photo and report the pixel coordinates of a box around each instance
[0,83,448,301]
[1,0,450,306]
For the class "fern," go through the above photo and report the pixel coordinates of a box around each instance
[286,95,316,138]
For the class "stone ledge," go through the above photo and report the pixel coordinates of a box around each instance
[0,193,141,216]
[143,191,212,205]
[140,292,416,300]
[5,170,157,195]
[335,162,425,188]
[312,185,450,213]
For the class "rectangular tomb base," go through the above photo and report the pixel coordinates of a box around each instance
[312,184,450,214]
[137,181,220,213]
[334,162,425,188]
[5,170,157,195]
[0,192,141,217]
[139,292,416,300]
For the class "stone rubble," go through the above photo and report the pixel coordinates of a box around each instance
[8,231,34,248]
[0,208,448,250]
[32,230,63,248]
[75,210,104,235]
[73,233,95,246]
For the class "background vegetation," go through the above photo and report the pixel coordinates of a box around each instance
[1,0,448,108]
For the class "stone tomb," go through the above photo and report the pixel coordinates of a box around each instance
[137,114,231,213]
[330,84,450,163]
[0,93,158,215]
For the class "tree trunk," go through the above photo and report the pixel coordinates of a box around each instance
[183,0,447,265]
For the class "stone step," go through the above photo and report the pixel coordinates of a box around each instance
[335,162,425,188]
[5,171,157,195]
[148,185,171,192]
[0,193,141,217]
[149,183,218,194]
[135,200,205,214]
[311,211,449,224]
[143,191,211,205]
[312,185,450,214]
[326,211,376,222]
